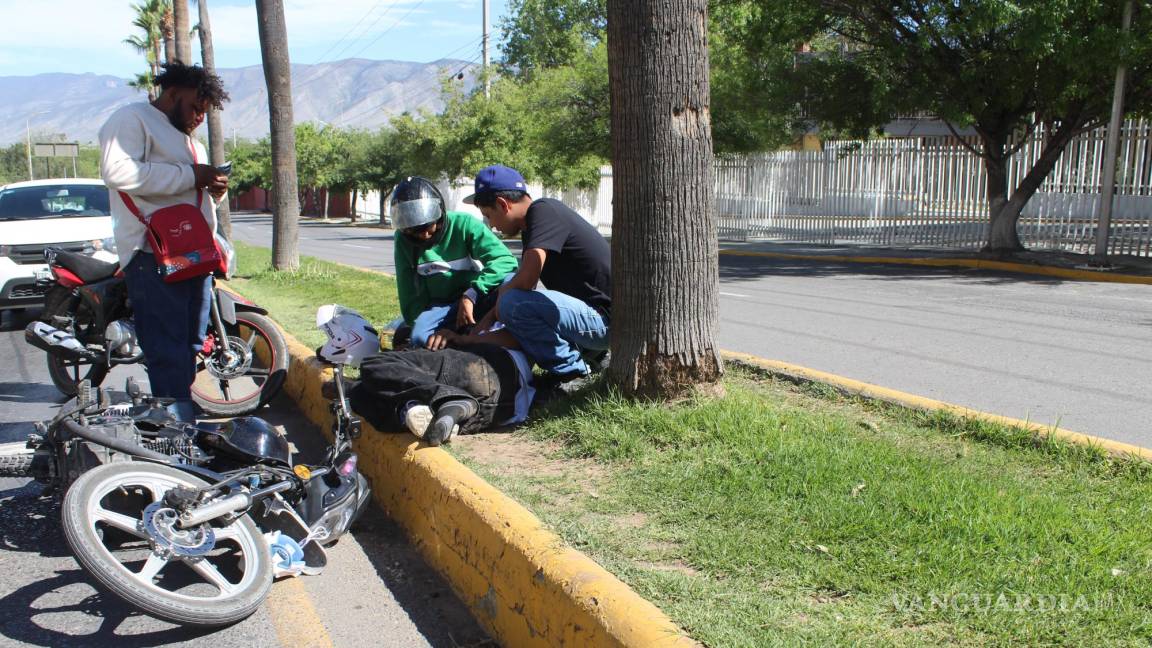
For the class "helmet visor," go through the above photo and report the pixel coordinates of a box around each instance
[391,197,443,230]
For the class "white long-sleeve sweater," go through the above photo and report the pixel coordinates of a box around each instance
[99,102,217,268]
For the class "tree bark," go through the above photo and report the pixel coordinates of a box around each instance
[195,0,231,238]
[161,5,176,64]
[256,0,300,270]
[981,124,1085,253]
[172,0,192,64]
[605,0,722,397]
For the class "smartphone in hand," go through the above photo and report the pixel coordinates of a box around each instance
[217,161,233,176]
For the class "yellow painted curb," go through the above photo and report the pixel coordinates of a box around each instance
[279,334,699,648]
[718,249,1152,284]
[722,350,1152,462]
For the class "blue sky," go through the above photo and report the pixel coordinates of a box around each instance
[0,0,508,78]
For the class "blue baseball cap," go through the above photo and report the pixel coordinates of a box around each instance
[463,164,528,204]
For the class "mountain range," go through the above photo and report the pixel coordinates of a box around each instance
[0,58,478,146]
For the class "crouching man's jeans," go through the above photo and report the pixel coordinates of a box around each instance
[123,252,212,417]
[498,288,609,377]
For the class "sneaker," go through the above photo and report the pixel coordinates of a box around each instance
[584,350,610,374]
[402,402,434,438]
[424,399,477,446]
[537,371,591,395]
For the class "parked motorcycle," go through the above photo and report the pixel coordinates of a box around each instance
[0,364,371,627]
[24,247,288,416]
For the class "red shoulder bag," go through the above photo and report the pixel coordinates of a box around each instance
[117,142,226,283]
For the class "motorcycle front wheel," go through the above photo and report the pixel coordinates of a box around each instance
[61,462,273,627]
[192,311,289,417]
[42,286,109,395]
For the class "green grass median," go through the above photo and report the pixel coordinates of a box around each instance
[230,241,1152,647]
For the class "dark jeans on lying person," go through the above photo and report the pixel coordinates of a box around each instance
[123,252,211,418]
[348,344,520,435]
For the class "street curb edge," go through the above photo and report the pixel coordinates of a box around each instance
[718,249,1152,284]
[722,350,1152,462]
[278,333,700,648]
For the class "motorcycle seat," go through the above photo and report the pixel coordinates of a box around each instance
[52,248,119,283]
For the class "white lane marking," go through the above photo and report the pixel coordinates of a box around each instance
[344,244,373,249]
[720,291,751,298]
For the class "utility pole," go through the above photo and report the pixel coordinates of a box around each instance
[1093,0,1134,263]
[25,118,33,181]
[482,0,490,99]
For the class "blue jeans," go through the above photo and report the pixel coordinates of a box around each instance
[498,289,609,376]
[410,293,499,348]
[123,253,211,413]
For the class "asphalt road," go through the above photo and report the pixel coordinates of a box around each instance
[0,306,490,648]
[230,211,1152,448]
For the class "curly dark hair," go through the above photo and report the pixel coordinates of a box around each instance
[154,62,230,109]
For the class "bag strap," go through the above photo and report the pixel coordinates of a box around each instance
[117,137,204,224]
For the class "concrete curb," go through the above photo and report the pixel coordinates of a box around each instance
[279,334,699,648]
[722,350,1152,462]
[718,249,1152,285]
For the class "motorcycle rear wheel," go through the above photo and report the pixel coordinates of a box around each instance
[61,462,273,627]
[42,287,109,395]
[192,311,289,417]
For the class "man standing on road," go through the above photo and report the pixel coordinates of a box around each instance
[391,176,518,350]
[99,62,230,422]
[464,165,611,386]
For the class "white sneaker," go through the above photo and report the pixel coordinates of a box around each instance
[402,403,433,438]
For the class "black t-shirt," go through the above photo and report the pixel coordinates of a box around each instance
[522,198,612,314]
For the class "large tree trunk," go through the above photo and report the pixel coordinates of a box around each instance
[161,5,176,64]
[172,0,192,64]
[605,0,722,397]
[981,124,1085,253]
[256,0,300,270]
[195,0,231,237]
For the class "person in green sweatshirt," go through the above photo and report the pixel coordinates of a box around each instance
[391,176,518,350]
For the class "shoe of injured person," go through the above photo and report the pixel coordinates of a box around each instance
[424,399,478,446]
[401,401,434,438]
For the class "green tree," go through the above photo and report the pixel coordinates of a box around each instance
[498,0,605,78]
[124,0,170,100]
[765,1,1152,252]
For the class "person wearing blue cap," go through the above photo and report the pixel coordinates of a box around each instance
[454,164,612,385]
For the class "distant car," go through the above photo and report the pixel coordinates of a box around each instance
[0,178,117,310]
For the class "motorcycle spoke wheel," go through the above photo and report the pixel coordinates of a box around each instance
[192,312,288,417]
[62,462,272,627]
[43,294,108,396]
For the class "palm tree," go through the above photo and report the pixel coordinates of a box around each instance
[126,71,156,100]
[161,1,175,63]
[124,0,168,100]
[172,0,192,63]
[255,0,301,270]
[192,0,231,236]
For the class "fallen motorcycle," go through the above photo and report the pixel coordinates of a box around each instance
[0,356,371,626]
[24,246,288,416]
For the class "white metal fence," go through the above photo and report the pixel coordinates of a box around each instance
[358,119,1152,256]
[535,119,1152,255]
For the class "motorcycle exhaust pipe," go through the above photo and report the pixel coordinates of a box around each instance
[24,322,102,362]
[178,481,293,527]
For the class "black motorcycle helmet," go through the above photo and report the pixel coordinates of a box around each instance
[389,176,446,233]
[197,417,291,467]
